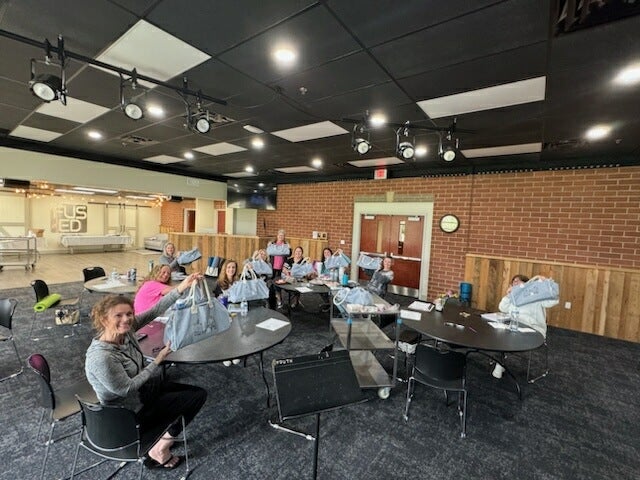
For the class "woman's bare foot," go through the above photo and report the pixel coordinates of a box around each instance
[147,436,174,465]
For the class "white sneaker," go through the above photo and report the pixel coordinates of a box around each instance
[492,364,505,379]
[223,360,232,367]
[232,358,241,365]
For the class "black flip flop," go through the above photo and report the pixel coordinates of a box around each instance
[144,455,184,470]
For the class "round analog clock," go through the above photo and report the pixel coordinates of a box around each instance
[439,214,460,233]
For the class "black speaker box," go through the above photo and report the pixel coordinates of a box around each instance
[273,350,365,420]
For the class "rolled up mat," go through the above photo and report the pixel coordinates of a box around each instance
[33,293,62,312]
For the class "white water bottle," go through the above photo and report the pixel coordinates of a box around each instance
[110,268,119,282]
[241,297,248,317]
[510,308,520,331]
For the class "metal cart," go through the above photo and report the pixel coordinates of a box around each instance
[330,294,400,399]
[0,236,38,271]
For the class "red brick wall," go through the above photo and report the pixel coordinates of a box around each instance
[160,199,196,232]
[257,167,640,299]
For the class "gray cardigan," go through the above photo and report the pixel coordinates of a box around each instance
[85,288,182,411]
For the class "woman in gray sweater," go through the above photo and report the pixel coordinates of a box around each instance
[85,275,206,470]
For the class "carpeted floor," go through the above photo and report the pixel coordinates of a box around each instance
[0,282,638,480]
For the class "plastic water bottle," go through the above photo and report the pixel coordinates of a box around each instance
[510,308,520,332]
[240,297,248,317]
[110,268,119,282]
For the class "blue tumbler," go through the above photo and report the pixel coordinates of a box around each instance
[459,282,472,305]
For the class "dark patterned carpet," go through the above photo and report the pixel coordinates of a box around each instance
[0,282,638,480]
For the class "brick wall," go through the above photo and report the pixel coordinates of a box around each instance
[160,199,195,232]
[257,166,640,299]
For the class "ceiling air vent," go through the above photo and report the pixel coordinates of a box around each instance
[544,139,587,150]
[120,135,158,146]
[554,0,640,36]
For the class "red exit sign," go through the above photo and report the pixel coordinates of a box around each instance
[374,168,387,180]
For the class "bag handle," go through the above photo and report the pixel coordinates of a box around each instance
[333,287,349,306]
[189,278,213,313]
[241,263,258,281]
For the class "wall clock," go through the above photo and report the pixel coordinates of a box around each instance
[439,214,460,233]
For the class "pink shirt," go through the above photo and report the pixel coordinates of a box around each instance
[271,241,287,270]
[134,280,169,314]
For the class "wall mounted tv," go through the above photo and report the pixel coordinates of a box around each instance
[227,181,277,210]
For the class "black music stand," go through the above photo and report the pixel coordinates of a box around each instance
[271,349,367,480]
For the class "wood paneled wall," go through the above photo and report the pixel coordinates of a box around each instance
[464,254,640,342]
[168,233,328,273]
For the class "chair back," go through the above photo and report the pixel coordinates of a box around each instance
[31,280,50,302]
[78,398,141,460]
[83,267,106,282]
[27,353,56,410]
[0,298,18,329]
[415,344,466,382]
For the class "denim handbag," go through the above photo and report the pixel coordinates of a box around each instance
[356,253,381,270]
[509,278,560,307]
[325,251,351,270]
[177,247,202,265]
[228,265,270,303]
[290,258,314,279]
[250,258,273,276]
[333,286,374,307]
[266,242,290,257]
[163,279,231,350]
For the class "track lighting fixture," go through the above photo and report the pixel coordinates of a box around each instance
[29,37,67,104]
[439,131,459,162]
[120,69,144,120]
[396,123,415,160]
[352,124,371,154]
[191,110,211,134]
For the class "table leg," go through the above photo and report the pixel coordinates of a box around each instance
[471,350,522,400]
[258,351,271,407]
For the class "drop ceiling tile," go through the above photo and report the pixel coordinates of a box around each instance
[194,142,247,156]
[95,20,211,82]
[272,121,348,142]
[348,157,405,167]
[9,125,63,142]
[36,97,111,123]
[142,154,185,164]
[274,166,318,173]
[461,143,543,158]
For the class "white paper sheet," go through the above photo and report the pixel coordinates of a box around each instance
[256,318,289,331]
[481,312,508,322]
[408,301,434,312]
[91,281,126,290]
[400,309,422,321]
[488,322,509,330]
[296,286,313,293]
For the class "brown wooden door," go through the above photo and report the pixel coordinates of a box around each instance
[217,210,226,233]
[358,214,424,290]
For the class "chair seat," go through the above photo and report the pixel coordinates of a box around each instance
[52,380,97,421]
[413,368,465,392]
[59,297,80,307]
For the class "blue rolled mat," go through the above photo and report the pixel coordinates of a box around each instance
[33,293,62,312]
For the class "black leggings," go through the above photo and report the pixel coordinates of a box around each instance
[138,380,207,438]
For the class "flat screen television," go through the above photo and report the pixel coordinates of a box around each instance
[227,181,277,210]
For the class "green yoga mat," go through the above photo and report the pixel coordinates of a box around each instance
[33,293,61,312]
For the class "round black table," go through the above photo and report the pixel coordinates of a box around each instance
[138,306,291,405]
[83,276,138,294]
[274,280,331,316]
[402,303,545,399]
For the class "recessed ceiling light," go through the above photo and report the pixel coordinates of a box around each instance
[251,137,265,149]
[87,130,103,140]
[585,124,612,141]
[311,157,323,168]
[258,183,265,187]
[243,125,264,134]
[414,145,428,157]
[245,165,254,173]
[147,105,164,117]
[369,113,386,127]
[614,63,640,86]
[183,152,194,160]
[273,47,296,65]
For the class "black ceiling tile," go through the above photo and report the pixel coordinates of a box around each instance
[399,43,548,101]
[0,0,138,57]
[147,0,317,56]
[22,112,80,134]
[0,77,43,112]
[326,0,501,47]
[109,0,158,17]
[218,7,361,84]
[0,104,31,131]
[66,66,122,108]
[371,0,549,79]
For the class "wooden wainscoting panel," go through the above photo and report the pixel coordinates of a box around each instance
[465,254,640,342]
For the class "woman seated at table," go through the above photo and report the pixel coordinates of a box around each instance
[213,259,238,298]
[367,256,394,298]
[247,249,277,309]
[492,274,559,378]
[159,242,186,274]
[281,246,314,309]
[85,276,207,470]
[133,265,199,314]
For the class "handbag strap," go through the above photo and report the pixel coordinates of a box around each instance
[333,287,349,306]
[242,263,258,281]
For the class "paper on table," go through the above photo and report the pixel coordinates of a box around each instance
[92,281,126,290]
[408,301,434,312]
[481,312,508,322]
[256,318,289,331]
[296,286,313,293]
[400,309,422,321]
[518,326,536,333]
[488,322,509,330]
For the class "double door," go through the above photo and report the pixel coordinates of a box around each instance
[359,214,424,294]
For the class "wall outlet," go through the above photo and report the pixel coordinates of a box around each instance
[312,231,318,239]
[564,301,572,309]
[318,232,328,240]
[340,239,345,245]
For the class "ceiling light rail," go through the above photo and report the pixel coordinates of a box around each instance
[0,28,227,106]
